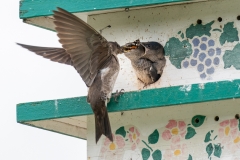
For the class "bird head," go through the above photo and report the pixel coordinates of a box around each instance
[108,42,123,55]
[121,39,145,60]
[140,42,165,59]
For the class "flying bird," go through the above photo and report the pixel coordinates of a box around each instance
[17,7,124,143]
[122,40,166,85]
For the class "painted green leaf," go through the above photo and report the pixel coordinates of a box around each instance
[223,43,240,70]
[181,33,184,39]
[115,126,126,137]
[152,149,162,160]
[142,140,153,152]
[186,21,214,39]
[214,144,222,158]
[191,115,206,127]
[220,22,239,45]
[148,129,159,144]
[204,131,212,143]
[206,143,213,158]
[164,37,192,69]
[142,148,150,160]
[188,154,193,160]
[185,127,196,139]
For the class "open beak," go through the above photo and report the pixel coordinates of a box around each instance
[121,40,140,53]
[121,44,137,53]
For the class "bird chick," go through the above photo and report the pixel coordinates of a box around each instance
[122,39,166,86]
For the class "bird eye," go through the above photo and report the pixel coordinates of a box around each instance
[147,44,151,48]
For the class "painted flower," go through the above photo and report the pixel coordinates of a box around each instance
[162,120,186,144]
[99,134,125,160]
[164,143,188,160]
[128,126,140,150]
[218,119,240,152]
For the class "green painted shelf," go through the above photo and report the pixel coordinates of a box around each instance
[20,0,193,19]
[17,79,240,122]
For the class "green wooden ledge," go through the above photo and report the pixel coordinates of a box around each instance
[17,79,240,122]
[20,0,193,19]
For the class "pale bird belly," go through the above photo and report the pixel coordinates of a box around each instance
[134,69,152,84]
[100,66,119,100]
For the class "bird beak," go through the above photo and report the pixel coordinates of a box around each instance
[121,40,140,53]
[121,44,137,53]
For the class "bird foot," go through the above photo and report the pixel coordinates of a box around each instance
[143,83,149,89]
[113,89,125,102]
[137,78,149,89]
[100,93,107,101]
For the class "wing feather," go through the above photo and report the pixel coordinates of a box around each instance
[16,43,72,65]
[53,7,111,87]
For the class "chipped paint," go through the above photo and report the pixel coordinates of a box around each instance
[179,84,192,92]
[235,84,240,95]
[198,83,205,89]
[54,100,59,116]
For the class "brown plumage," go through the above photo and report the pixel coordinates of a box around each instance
[15,44,73,65]
[17,7,123,143]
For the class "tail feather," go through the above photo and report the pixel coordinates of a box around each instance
[95,108,113,143]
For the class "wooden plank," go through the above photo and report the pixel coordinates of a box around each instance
[24,119,87,139]
[19,0,201,19]
[17,79,240,122]
[54,117,87,128]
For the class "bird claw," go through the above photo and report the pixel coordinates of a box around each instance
[100,93,107,101]
[113,89,125,102]
[143,84,148,88]
[137,78,148,89]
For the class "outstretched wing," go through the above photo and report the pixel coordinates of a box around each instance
[16,43,72,65]
[53,7,112,87]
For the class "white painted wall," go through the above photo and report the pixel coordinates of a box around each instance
[88,99,240,160]
[88,0,240,91]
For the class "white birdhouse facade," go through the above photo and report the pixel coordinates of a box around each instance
[17,0,240,159]
[87,0,240,159]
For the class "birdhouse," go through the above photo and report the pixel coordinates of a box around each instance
[17,0,240,159]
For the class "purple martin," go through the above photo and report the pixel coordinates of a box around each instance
[122,40,166,85]
[17,7,124,143]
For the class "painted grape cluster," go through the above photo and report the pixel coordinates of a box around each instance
[182,36,221,79]
[165,20,240,80]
